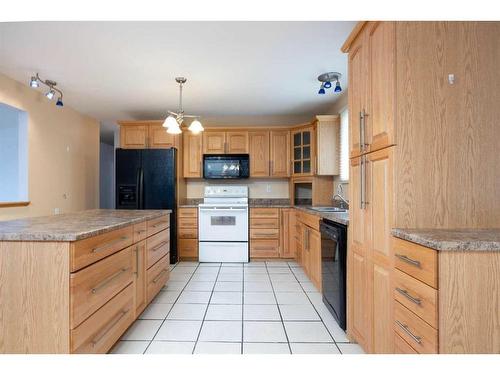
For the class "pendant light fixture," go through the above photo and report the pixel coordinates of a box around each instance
[317,72,342,95]
[163,77,204,134]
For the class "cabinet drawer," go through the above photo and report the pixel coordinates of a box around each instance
[393,238,438,288]
[71,283,134,353]
[147,215,170,237]
[178,217,198,228]
[250,208,279,218]
[133,221,147,243]
[250,228,279,239]
[178,239,199,258]
[178,227,198,239]
[297,211,320,231]
[147,254,170,303]
[70,246,133,328]
[178,208,198,217]
[250,218,279,229]
[70,226,134,272]
[394,332,418,354]
[394,302,438,354]
[146,229,170,268]
[394,269,438,328]
[250,239,280,258]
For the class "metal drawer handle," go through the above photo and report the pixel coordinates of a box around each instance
[151,241,169,252]
[396,320,422,344]
[153,221,168,228]
[91,267,130,294]
[395,254,421,268]
[91,308,130,348]
[92,236,128,253]
[153,269,169,284]
[254,246,275,250]
[396,287,422,305]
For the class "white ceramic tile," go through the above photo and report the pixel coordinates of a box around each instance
[244,304,281,321]
[171,266,197,274]
[211,291,243,304]
[244,267,268,274]
[279,304,320,321]
[194,342,241,354]
[176,261,199,267]
[145,341,195,354]
[217,272,244,281]
[243,321,287,343]
[244,262,266,267]
[170,273,192,282]
[272,282,303,292]
[266,261,289,267]
[275,292,310,305]
[198,321,242,342]
[154,320,202,341]
[198,262,221,267]
[306,291,323,305]
[243,343,290,354]
[218,267,243,274]
[166,303,207,320]
[205,304,242,320]
[111,341,149,354]
[244,281,273,292]
[267,267,292,274]
[284,322,333,343]
[287,261,300,268]
[190,273,218,282]
[195,267,220,275]
[215,281,243,292]
[184,281,215,291]
[291,272,310,282]
[269,274,297,282]
[244,274,270,282]
[320,313,350,343]
[139,303,173,320]
[299,281,318,292]
[177,291,212,304]
[121,320,163,341]
[337,343,365,354]
[290,343,340,354]
[162,281,187,291]
[221,263,244,268]
[244,292,276,305]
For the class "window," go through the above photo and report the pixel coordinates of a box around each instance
[0,103,28,203]
[339,107,349,181]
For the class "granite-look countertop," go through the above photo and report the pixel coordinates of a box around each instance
[392,228,500,251]
[0,209,171,242]
[295,206,349,226]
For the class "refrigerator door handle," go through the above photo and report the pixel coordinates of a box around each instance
[139,167,144,209]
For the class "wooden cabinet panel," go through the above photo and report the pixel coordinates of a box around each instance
[250,228,279,239]
[226,131,248,153]
[178,239,198,259]
[203,131,226,154]
[146,215,170,238]
[250,239,280,258]
[249,131,270,177]
[394,333,418,354]
[373,263,393,353]
[270,130,290,177]
[315,116,340,175]
[280,209,292,259]
[308,228,321,290]
[120,125,148,149]
[250,217,279,228]
[183,132,203,178]
[133,222,147,243]
[393,238,437,288]
[133,240,147,317]
[146,254,170,304]
[351,251,371,351]
[146,230,170,269]
[250,208,279,218]
[178,227,198,239]
[394,302,438,354]
[178,207,198,217]
[291,127,315,176]
[149,124,178,149]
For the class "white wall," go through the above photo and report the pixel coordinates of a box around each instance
[99,142,114,208]
[186,178,289,199]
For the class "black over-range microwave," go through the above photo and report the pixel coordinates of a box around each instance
[203,154,250,179]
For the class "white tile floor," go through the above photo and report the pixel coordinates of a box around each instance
[112,261,365,354]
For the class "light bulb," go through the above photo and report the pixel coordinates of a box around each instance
[30,76,39,88]
[324,81,332,89]
[166,123,182,134]
[162,115,178,129]
[46,89,55,100]
[334,81,342,93]
[188,119,204,134]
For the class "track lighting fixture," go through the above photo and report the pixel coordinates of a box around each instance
[28,73,64,107]
[317,72,342,95]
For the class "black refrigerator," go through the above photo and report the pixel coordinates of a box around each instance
[115,148,178,264]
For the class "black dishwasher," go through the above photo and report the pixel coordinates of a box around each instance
[320,218,347,330]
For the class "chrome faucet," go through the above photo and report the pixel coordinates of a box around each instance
[333,184,349,209]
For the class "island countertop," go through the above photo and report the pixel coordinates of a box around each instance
[391,228,500,251]
[0,209,171,242]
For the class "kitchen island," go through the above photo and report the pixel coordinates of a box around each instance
[0,209,171,354]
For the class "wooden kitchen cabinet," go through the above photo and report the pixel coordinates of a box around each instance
[148,124,178,148]
[250,208,280,258]
[279,208,294,258]
[226,131,248,153]
[177,207,199,260]
[249,131,270,177]
[315,115,340,176]
[295,210,322,291]
[119,121,180,149]
[183,132,203,178]
[203,130,248,154]
[133,240,147,317]
[270,130,290,177]
[291,126,315,176]
[120,124,149,149]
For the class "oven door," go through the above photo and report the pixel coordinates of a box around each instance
[198,205,248,242]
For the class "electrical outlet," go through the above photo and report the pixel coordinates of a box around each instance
[54,208,60,215]
[266,184,272,193]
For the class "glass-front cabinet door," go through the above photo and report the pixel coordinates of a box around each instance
[291,126,314,176]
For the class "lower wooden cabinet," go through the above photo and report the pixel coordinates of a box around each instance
[295,210,322,291]
[133,240,147,317]
[279,208,294,258]
[177,207,199,259]
[250,208,280,258]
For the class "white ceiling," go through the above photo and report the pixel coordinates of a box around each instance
[0,21,354,132]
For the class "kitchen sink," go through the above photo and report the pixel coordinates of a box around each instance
[310,207,347,213]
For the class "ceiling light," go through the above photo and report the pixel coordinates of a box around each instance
[188,119,204,134]
[164,77,204,134]
[317,72,342,95]
[46,89,55,100]
[56,97,64,107]
[29,76,39,88]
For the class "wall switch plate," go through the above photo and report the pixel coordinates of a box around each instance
[54,208,60,215]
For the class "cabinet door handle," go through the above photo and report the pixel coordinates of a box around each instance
[153,269,169,284]
[395,254,422,268]
[91,308,130,348]
[91,267,130,294]
[151,241,169,252]
[396,320,422,345]
[134,245,139,277]
[360,109,369,151]
[92,236,129,254]
[395,287,422,305]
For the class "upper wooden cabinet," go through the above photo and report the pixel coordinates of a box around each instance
[203,130,248,154]
[248,130,290,178]
[346,21,395,157]
[270,130,290,177]
[249,131,270,177]
[183,132,203,178]
[291,126,315,176]
[315,115,340,176]
[118,121,180,149]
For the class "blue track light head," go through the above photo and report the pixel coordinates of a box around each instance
[318,84,326,95]
[334,80,342,93]
[324,81,332,89]
[56,97,64,107]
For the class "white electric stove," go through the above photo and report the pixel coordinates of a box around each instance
[198,185,249,262]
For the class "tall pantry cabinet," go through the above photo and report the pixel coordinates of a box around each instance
[344,21,396,353]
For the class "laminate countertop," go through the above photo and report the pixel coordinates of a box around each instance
[392,228,500,251]
[0,209,171,242]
